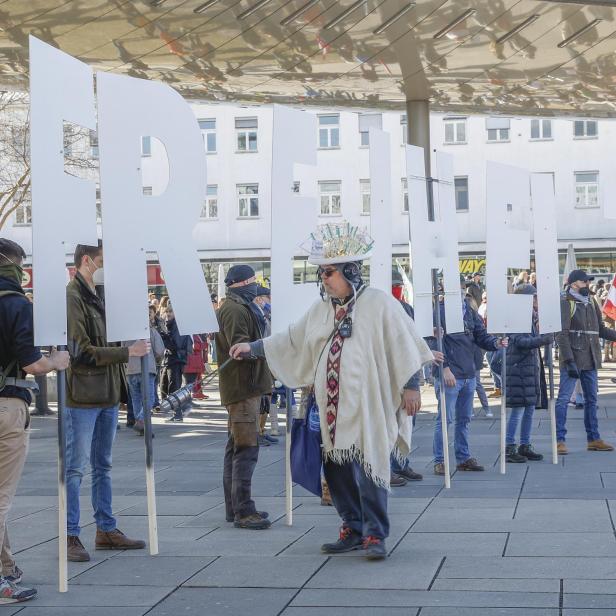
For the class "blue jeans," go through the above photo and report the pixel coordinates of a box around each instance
[127,373,156,422]
[506,405,534,445]
[486,351,501,389]
[65,406,118,536]
[555,369,600,442]
[433,377,476,464]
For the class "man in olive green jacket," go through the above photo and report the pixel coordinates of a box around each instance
[65,241,150,562]
[216,264,273,530]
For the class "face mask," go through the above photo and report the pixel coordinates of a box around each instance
[234,282,257,302]
[0,251,24,287]
[578,286,590,297]
[92,266,105,286]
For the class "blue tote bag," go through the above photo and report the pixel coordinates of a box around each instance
[290,392,323,496]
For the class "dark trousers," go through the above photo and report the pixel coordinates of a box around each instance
[160,364,183,398]
[223,396,261,520]
[324,459,389,540]
[34,375,50,412]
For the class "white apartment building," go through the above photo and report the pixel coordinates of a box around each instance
[6,103,616,289]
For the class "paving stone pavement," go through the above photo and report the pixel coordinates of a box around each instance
[4,368,616,615]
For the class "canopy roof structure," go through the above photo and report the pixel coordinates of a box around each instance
[2,0,616,115]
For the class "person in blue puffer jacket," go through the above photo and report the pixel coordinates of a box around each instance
[505,284,554,463]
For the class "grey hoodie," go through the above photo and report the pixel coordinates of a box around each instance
[124,327,165,375]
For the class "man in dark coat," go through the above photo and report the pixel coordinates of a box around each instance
[504,285,554,463]
[555,269,616,454]
[215,265,273,530]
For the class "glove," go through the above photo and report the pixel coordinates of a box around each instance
[565,360,580,379]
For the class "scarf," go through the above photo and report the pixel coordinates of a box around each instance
[569,289,590,305]
[325,296,356,446]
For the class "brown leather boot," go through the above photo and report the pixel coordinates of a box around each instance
[95,528,146,550]
[587,439,615,452]
[557,441,568,455]
[67,535,90,562]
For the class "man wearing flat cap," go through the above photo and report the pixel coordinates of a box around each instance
[555,269,616,454]
[215,265,273,529]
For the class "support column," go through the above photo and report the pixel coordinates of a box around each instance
[406,100,431,176]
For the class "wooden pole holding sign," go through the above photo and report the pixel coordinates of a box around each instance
[432,270,451,489]
[500,345,507,475]
[56,345,68,593]
[141,355,158,554]
[285,387,293,526]
[547,343,558,464]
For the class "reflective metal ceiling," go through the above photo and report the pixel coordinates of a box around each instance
[2,0,616,115]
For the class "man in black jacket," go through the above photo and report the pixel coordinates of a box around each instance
[0,239,70,601]
[430,281,507,475]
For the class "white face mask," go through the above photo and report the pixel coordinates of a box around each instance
[92,266,104,286]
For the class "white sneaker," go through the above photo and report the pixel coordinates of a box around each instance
[485,409,494,418]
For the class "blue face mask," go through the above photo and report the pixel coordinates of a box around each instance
[233,283,258,302]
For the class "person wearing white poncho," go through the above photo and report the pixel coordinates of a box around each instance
[230,223,436,560]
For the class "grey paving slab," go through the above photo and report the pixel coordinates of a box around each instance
[305,554,443,590]
[431,578,560,593]
[9,585,174,607]
[18,609,148,616]
[71,555,214,586]
[395,532,507,556]
[282,610,419,616]
[410,508,514,533]
[184,555,326,588]
[564,579,616,594]
[146,588,296,616]
[419,610,558,616]
[291,589,558,608]
[511,500,613,532]
[0,605,26,615]
[440,556,616,579]
[506,532,616,556]
[564,594,616,609]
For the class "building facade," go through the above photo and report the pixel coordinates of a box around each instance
[5,102,616,287]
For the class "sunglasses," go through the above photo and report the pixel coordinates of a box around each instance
[318,267,338,279]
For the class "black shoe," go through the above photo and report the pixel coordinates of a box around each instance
[126,419,136,428]
[518,444,543,461]
[264,434,279,444]
[505,444,527,464]
[363,536,387,560]
[321,527,363,554]
[234,513,271,530]
[390,473,407,487]
[396,467,423,481]
[226,511,269,523]
[257,435,271,447]
[575,403,584,409]
[31,408,54,416]
[165,415,183,423]
[456,457,485,471]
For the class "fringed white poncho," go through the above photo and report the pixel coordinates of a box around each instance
[263,287,434,489]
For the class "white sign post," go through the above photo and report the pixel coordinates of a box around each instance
[30,36,100,593]
[270,105,317,525]
[406,145,462,489]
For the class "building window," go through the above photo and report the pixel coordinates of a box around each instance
[235,117,258,152]
[198,119,217,153]
[444,117,467,144]
[318,114,340,149]
[486,117,510,142]
[358,113,382,147]
[455,177,469,212]
[90,130,99,158]
[319,181,341,215]
[141,136,151,157]
[402,177,408,212]
[530,119,552,140]
[401,114,408,145]
[574,120,598,139]
[575,172,599,208]
[142,186,153,196]
[360,179,370,215]
[14,194,31,226]
[237,183,259,217]
[201,184,218,219]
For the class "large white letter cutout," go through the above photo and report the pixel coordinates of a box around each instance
[30,36,98,345]
[270,105,317,334]
[406,146,463,337]
[368,127,392,293]
[531,173,561,333]
[97,72,217,341]
[485,162,533,333]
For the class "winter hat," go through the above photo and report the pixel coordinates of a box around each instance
[514,283,537,296]
[225,264,255,286]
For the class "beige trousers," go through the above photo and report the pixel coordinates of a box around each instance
[0,397,30,576]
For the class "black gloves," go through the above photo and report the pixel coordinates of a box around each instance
[565,360,580,379]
